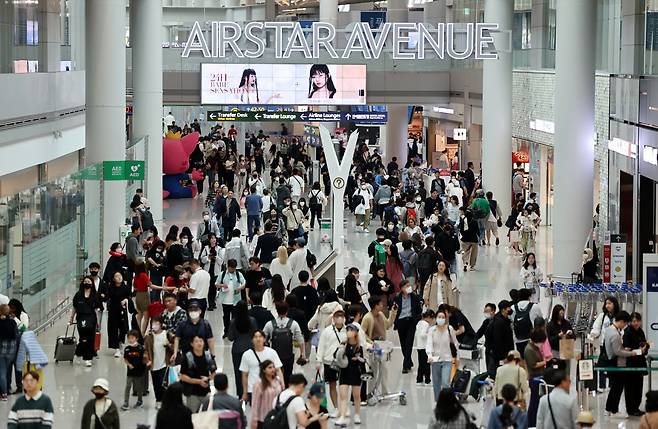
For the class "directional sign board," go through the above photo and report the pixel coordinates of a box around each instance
[207,110,387,124]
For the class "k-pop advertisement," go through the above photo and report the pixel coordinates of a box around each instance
[200,63,367,105]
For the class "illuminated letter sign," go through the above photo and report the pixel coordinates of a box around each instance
[182,21,499,60]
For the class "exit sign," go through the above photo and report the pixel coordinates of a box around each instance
[103,160,145,181]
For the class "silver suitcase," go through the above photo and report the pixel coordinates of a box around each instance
[54,324,77,363]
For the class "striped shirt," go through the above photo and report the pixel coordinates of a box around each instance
[251,377,285,423]
[8,391,54,429]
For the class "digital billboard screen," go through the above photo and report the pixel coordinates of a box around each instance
[201,64,367,105]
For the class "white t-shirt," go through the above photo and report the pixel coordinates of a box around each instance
[164,114,175,126]
[354,188,372,210]
[152,331,168,371]
[239,347,283,393]
[216,270,245,306]
[189,268,211,300]
[289,175,304,197]
[274,389,307,429]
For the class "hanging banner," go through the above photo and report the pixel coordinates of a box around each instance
[610,234,627,284]
[603,232,611,283]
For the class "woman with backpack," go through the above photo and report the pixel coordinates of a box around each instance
[308,182,326,231]
[250,359,285,429]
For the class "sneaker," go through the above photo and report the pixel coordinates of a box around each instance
[113,349,122,358]
[335,417,349,427]
[360,401,368,406]
[363,228,370,233]
[402,368,410,374]
[345,409,351,417]
[469,266,476,271]
[463,265,468,272]
[495,237,500,246]
[121,403,130,411]
[425,380,431,385]
[134,401,143,409]
[629,410,645,417]
[329,410,339,418]
[0,395,8,402]
[353,415,361,425]
[85,360,92,367]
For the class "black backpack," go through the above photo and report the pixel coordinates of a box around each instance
[512,303,534,341]
[270,319,294,361]
[417,248,436,275]
[306,249,317,268]
[140,208,154,231]
[263,393,298,429]
[309,190,320,206]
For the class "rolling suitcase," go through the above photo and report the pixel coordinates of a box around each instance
[451,367,472,399]
[54,324,77,363]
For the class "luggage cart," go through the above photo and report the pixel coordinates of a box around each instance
[364,341,407,406]
[476,378,495,428]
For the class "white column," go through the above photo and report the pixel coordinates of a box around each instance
[320,0,338,26]
[38,0,61,72]
[384,105,409,163]
[0,2,12,73]
[482,0,513,217]
[69,0,85,70]
[131,0,163,224]
[553,0,596,279]
[86,0,126,265]
[387,0,408,22]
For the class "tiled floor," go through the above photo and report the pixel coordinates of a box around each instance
[0,196,649,428]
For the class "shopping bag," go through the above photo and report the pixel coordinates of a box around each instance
[192,393,220,427]
[315,370,328,409]
[450,361,457,383]
[163,365,180,388]
[559,338,575,360]
[94,332,101,352]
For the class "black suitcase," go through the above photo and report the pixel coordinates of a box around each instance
[451,368,471,394]
[54,324,77,363]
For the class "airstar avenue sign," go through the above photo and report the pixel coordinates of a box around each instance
[182,21,499,61]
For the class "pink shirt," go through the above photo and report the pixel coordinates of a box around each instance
[251,377,285,423]
[540,339,553,361]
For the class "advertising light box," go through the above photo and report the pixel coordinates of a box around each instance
[201,64,367,106]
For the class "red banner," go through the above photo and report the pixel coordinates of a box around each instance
[603,244,611,283]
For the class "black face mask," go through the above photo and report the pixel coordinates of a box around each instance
[90,271,99,277]
[93,392,106,400]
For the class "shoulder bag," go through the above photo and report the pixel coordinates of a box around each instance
[547,394,558,429]
[192,393,220,428]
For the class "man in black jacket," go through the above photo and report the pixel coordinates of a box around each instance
[285,294,311,359]
[275,177,292,209]
[253,221,282,266]
[416,236,442,296]
[430,170,446,195]
[394,280,423,373]
[219,190,241,242]
[424,190,444,219]
[485,300,514,372]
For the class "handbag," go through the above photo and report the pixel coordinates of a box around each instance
[355,204,366,215]
[192,393,220,428]
[497,218,503,228]
[559,338,575,360]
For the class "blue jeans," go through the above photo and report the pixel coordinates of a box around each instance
[247,214,261,241]
[0,356,11,395]
[431,360,452,401]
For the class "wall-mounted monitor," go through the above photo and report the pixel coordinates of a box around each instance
[201,63,367,105]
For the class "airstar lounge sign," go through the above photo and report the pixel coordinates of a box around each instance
[182,21,499,61]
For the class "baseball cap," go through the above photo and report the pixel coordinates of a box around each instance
[346,324,359,332]
[309,382,326,398]
[92,378,110,392]
[295,237,306,246]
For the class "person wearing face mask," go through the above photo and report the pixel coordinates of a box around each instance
[476,303,497,341]
[220,190,242,242]
[146,241,167,303]
[144,315,172,407]
[196,209,220,247]
[70,277,102,367]
[315,310,348,416]
[414,309,436,385]
[373,178,392,225]
[245,186,264,242]
[394,280,423,374]
[282,200,306,245]
[485,300,515,373]
[353,182,373,233]
[107,272,132,358]
[80,378,120,429]
[87,262,108,327]
[425,310,459,402]
[385,221,399,244]
[103,243,127,285]
[171,303,215,365]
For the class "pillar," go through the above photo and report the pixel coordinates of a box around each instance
[38,0,62,72]
[387,0,408,23]
[86,0,126,265]
[69,0,85,70]
[529,0,549,70]
[482,0,513,217]
[131,0,163,224]
[384,105,409,164]
[620,0,645,75]
[552,0,596,279]
[320,0,338,26]
[0,1,12,73]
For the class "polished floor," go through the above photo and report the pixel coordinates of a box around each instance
[0,196,649,429]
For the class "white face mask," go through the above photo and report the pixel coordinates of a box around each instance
[404,286,413,294]
[335,317,345,325]
[181,238,189,245]
[299,201,305,206]
[189,311,201,321]
[203,215,210,221]
[436,318,446,326]
[484,312,493,319]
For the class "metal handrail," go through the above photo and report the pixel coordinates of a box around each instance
[33,297,72,336]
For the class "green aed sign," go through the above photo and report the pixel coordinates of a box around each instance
[103,160,145,181]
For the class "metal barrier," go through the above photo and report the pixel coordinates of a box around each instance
[33,297,72,337]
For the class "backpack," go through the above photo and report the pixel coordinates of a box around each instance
[513,303,534,341]
[184,349,216,373]
[305,249,317,268]
[140,208,154,231]
[262,393,298,429]
[383,206,398,224]
[472,205,486,219]
[309,190,321,206]
[400,250,415,278]
[371,241,386,266]
[406,207,417,221]
[417,248,436,275]
[270,319,295,361]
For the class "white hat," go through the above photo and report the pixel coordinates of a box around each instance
[92,378,110,392]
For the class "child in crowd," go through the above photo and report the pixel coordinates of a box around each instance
[123,329,146,410]
[414,309,436,384]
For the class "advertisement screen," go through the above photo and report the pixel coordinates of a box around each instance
[201,64,367,105]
